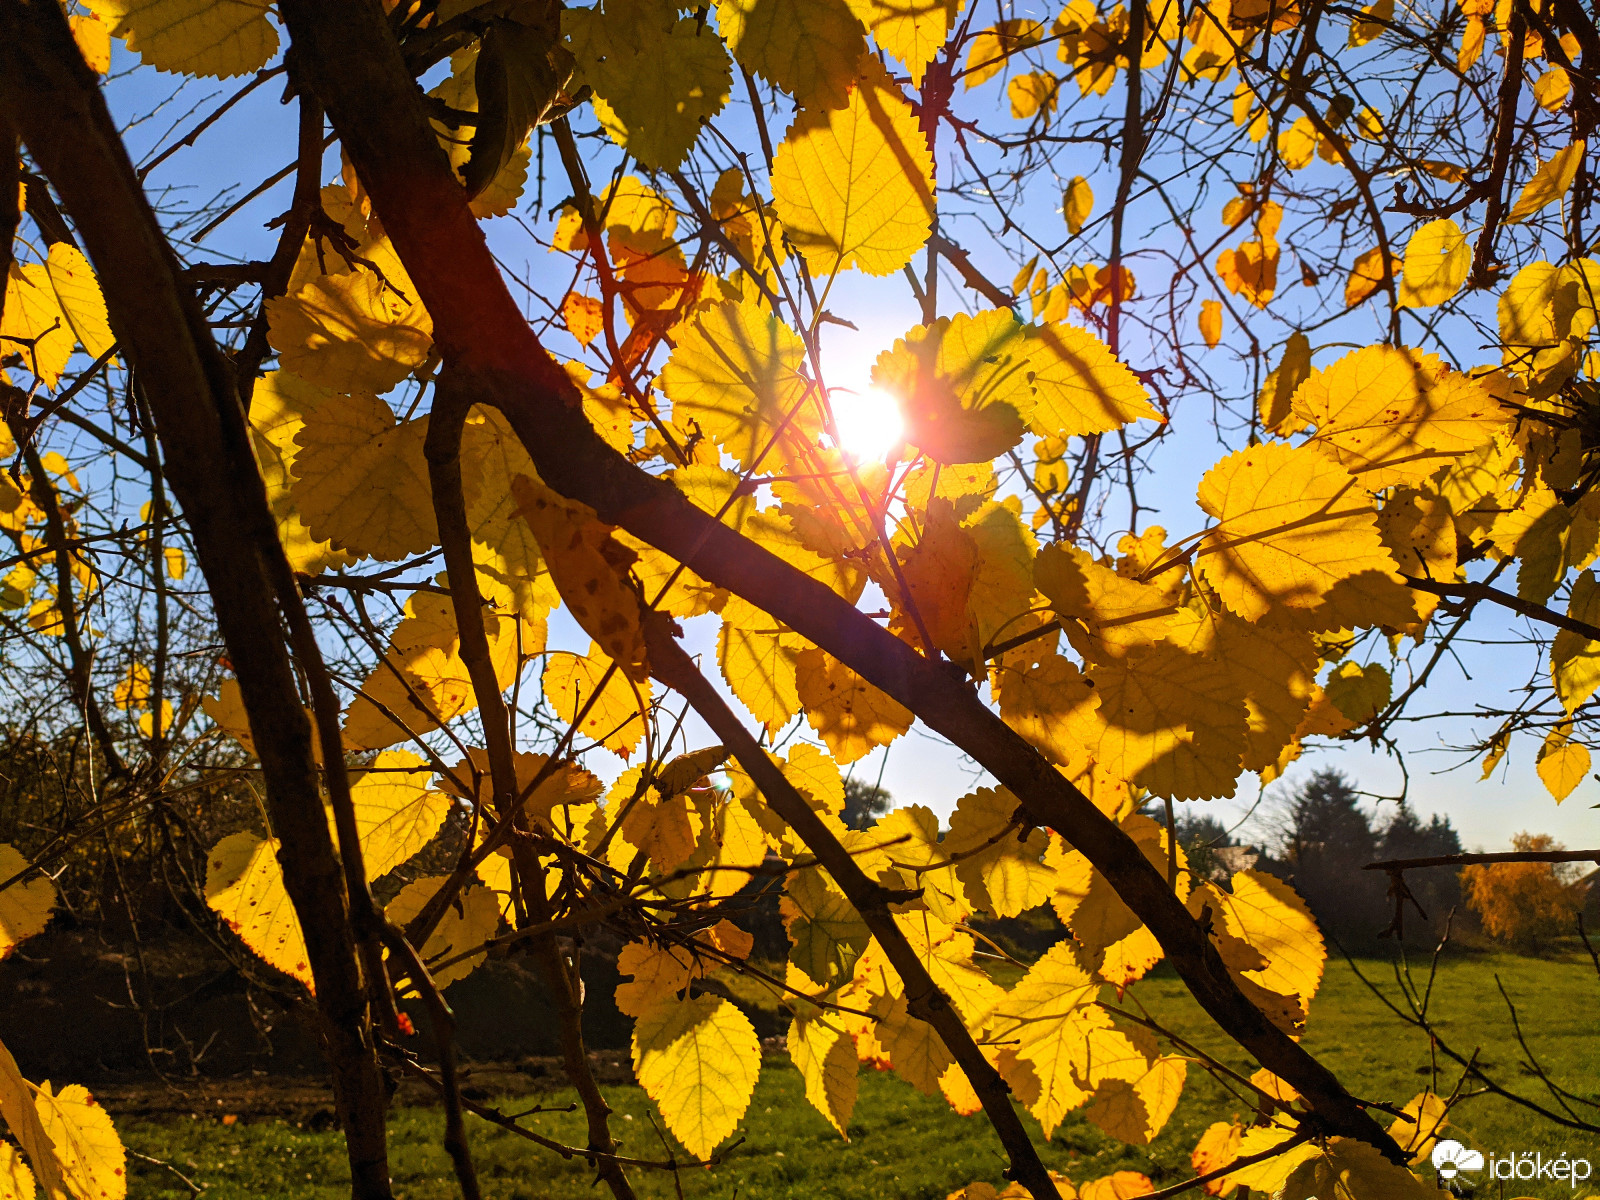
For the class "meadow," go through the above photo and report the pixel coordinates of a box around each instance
[120,947,1600,1199]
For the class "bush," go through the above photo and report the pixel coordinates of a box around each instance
[1462,833,1585,948]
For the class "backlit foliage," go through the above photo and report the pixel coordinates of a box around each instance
[1,0,1597,1195]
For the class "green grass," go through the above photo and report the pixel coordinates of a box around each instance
[123,949,1600,1199]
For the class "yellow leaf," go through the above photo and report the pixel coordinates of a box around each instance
[1190,1121,1242,1192]
[844,0,962,86]
[1,263,73,390]
[794,647,913,764]
[1532,66,1571,112]
[1345,246,1399,307]
[963,19,1043,89]
[1551,570,1600,712]
[384,877,500,991]
[1061,175,1094,235]
[571,12,732,169]
[1224,1125,1317,1192]
[1079,643,1249,801]
[771,54,935,277]
[1082,1043,1186,1146]
[1348,0,1391,45]
[346,749,451,882]
[1216,235,1279,309]
[0,1141,37,1200]
[512,474,648,679]
[205,832,313,990]
[1259,332,1311,436]
[1295,347,1504,488]
[614,940,697,1019]
[781,866,869,985]
[718,620,801,734]
[993,650,1095,771]
[32,1082,125,1200]
[1197,441,1403,629]
[1278,116,1317,169]
[43,244,114,361]
[162,546,186,580]
[1397,219,1470,307]
[632,994,760,1158]
[1034,542,1181,662]
[947,786,1054,918]
[1213,869,1325,1007]
[290,390,436,562]
[873,309,1034,465]
[0,844,56,961]
[658,299,815,468]
[1198,299,1222,348]
[84,0,276,78]
[1279,1136,1445,1200]
[1079,1172,1154,1200]
[1026,322,1158,439]
[247,371,353,576]
[342,591,524,750]
[265,268,433,395]
[1324,660,1390,725]
[714,0,867,109]
[1506,140,1586,224]
[1378,486,1458,621]
[1008,72,1058,119]
[871,993,952,1095]
[70,13,113,72]
[987,940,1103,1138]
[543,642,652,758]
[1537,723,1589,802]
[561,292,603,348]
[1388,1091,1448,1164]
[0,1037,65,1200]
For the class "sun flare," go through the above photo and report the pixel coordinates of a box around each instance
[832,387,906,462]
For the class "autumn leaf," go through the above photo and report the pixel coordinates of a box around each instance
[794,646,913,764]
[205,832,314,990]
[1397,219,1469,307]
[1506,140,1586,224]
[0,844,56,961]
[771,54,935,277]
[1197,441,1405,629]
[84,0,277,78]
[714,0,867,110]
[844,0,962,86]
[633,993,760,1158]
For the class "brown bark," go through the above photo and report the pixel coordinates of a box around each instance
[274,0,1400,1158]
[0,5,394,1196]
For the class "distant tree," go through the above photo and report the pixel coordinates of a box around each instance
[1463,833,1585,949]
[1177,812,1234,884]
[1277,769,1387,934]
[1377,803,1464,936]
[842,778,893,831]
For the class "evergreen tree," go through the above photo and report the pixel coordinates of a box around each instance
[842,778,893,831]
[1277,769,1387,935]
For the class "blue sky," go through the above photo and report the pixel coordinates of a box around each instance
[83,27,1598,856]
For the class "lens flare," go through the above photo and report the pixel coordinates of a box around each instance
[832,387,905,462]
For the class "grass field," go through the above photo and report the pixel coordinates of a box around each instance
[121,947,1600,1199]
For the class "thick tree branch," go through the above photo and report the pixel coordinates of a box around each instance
[277,0,1400,1159]
[0,7,395,1195]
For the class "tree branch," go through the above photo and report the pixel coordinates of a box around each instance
[274,0,1402,1159]
[0,8,395,1194]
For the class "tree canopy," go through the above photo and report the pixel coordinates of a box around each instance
[0,0,1598,1196]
